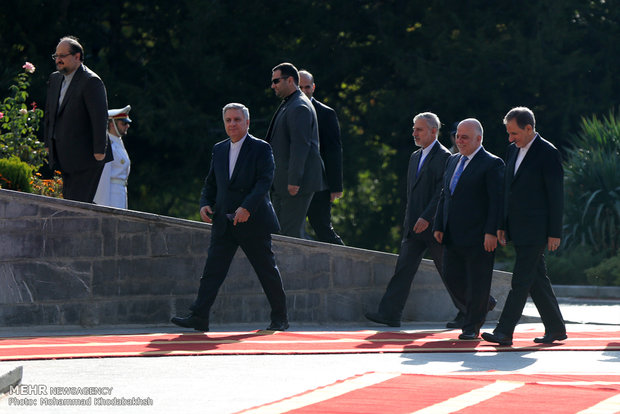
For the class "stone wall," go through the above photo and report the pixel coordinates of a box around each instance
[0,189,511,328]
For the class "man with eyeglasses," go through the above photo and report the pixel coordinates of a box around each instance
[298,70,344,245]
[265,62,326,238]
[44,35,111,202]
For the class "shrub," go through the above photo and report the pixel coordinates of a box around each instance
[546,246,606,285]
[0,62,46,171]
[0,156,33,192]
[563,110,620,259]
[585,252,620,286]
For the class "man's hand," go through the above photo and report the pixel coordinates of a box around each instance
[497,229,507,246]
[484,233,498,252]
[330,192,343,202]
[413,218,429,234]
[434,231,443,244]
[200,205,214,223]
[233,207,250,226]
[288,185,300,196]
[94,153,105,161]
[548,237,561,252]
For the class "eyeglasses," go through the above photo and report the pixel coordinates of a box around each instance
[271,77,289,85]
[51,52,75,60]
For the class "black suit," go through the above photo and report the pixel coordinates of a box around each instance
[44,64,112,202]
[189,134,287,325]
[495,135,565,335]
[375,141,459,320]
[306,98,344,245]
[434,147,504,333]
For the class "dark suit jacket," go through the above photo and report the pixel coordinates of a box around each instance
[501,135,563,245]
[266,90,326,196]
[434,147,505,246]
[200,134,280,238]
[403,141,450,239]
[311,98,343,193]
[44,64,111,173]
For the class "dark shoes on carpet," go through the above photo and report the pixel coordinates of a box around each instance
[533,332,567,343]
[481,331,513,346]
[171,314,210,332]
[365,312,401,327]
[458,330,479,340]
[266,321,290,331]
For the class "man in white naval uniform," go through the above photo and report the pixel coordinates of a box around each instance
[94,105,132,208]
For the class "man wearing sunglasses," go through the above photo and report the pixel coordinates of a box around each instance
[44,35,111,202]
[265,62,326,238]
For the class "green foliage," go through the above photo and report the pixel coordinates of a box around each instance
[585,252,620,286]
[0,156,33,192]
[563,110,620,258]
[546,247,606,285]
[0,63,46,170]
[1,0,620,253]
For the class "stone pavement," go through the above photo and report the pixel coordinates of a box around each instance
[0,298,618,413]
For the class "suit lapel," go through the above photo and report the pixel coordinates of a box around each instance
[506,145,518,182]
[513,135,540,181]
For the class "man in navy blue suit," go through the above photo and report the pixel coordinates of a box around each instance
[434,118,504,340]
[171,103,288,332]
[482,107,566,346]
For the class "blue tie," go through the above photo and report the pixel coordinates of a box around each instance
[416,154,426,178]
[450,155,468,194]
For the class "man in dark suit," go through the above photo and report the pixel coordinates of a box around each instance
[44,36,111,202]
[298,70,344,245]
[434,118,504,340]
[365,112,462,327]
[171,103,288,332]
[483,107,566,346]
[265,62,326,238]
[299,70,344,245]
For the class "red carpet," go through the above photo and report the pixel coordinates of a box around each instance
[236,372,620,413]
[1,329,619,361]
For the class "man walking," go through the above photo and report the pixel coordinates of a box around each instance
[482,107,566,346]
[171,103,288,332]
[265,62,326,238]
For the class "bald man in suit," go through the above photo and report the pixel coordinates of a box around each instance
[44,36,111,202]
[434,118,504,340]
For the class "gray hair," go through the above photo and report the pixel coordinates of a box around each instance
[459,118,484,141]
[222,103,249,120]
[413,112,441,131]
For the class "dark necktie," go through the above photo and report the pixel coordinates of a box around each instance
[450,155,468,194]
[416,153,426,178]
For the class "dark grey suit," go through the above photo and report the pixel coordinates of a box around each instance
[44,64,111,202]
[190,134,287,325]
[374,140,458,321]
[306,97,344,245]
[495,135,565,336]
[265,89,326,238]
[434,147,504,333]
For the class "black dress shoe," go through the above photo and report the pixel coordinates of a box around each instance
[365,312,401,327]
[533,332,567,344]
[488,296,497,312]
[446,312,465,329]
[171,314,210,332]
[266,321,289,331]
[458,330,479,340]
[481,331,513,346]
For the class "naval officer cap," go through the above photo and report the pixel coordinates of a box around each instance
[108,105,132,123]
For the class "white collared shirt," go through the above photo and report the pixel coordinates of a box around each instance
[419,139,438,167]
[58,69,77,107]
[514,134,537,174]
[229,135,247,178]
